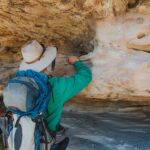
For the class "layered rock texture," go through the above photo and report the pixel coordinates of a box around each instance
[0,0,150,103]
[0,0,149,54]
[127,34,150,52]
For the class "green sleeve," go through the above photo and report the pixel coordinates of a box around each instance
[45,60,92,132]
[49,60,92,104]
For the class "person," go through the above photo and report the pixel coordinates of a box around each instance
[19,40,92,150]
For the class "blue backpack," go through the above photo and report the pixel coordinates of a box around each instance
[3,70,52,150]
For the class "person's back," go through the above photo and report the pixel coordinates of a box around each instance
[7,40,92,150]
[45,57,92,133]
[44,57,92,150]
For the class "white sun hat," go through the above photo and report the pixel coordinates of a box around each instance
[19,40,57,72]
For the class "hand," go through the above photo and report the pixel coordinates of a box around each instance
[67,56,79,64]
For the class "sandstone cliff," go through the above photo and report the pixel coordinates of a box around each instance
[0,0,150,103]
[0,0,149,55]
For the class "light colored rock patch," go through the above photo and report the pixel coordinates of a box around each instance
[80,12,150,100]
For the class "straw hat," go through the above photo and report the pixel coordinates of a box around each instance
[19,40,57,72]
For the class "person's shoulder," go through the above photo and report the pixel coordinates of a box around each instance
[48,76,56,83]
[48,76,63,85]
[48,76,67,96]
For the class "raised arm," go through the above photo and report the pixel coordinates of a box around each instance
[49,56,92,104]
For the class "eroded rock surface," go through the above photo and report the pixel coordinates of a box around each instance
[127,34,150,52]
[0,0,149,53]
[0,1,150,103]
[78,12,150,102]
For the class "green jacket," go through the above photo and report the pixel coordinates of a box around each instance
[44,60,92,132]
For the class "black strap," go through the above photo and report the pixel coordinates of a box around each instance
[51,59,56,71]
[34,115,49,150]
[3,116,8,149]
[15,115,23,128]
[41,118,48,150]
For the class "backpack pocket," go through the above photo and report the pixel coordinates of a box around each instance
[8,114,36,150]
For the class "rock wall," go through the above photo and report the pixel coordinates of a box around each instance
[0,0,149,55]
[0,0,150,104]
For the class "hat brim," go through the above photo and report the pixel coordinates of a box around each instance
[19,47,57,72]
